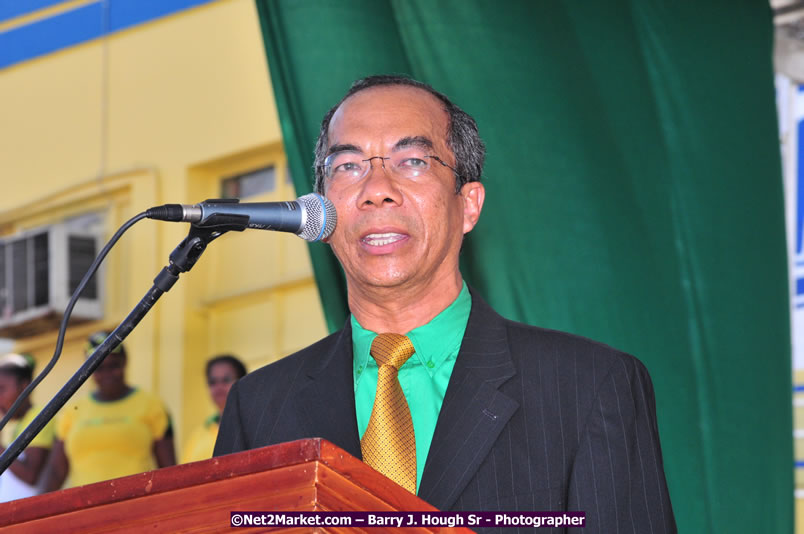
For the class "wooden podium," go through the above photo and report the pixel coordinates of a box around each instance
[0,438,472,533]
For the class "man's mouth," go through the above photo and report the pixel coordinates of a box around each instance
[362,232,406,246]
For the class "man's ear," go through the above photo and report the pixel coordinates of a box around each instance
[461,181,485,235]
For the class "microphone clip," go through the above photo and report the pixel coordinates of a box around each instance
[168,219,241,275]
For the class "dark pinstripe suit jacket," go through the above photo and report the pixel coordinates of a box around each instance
[214,291,676,533]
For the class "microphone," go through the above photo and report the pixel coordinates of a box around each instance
[145,193,337,242]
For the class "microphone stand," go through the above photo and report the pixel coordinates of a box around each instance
[0,216,247,475]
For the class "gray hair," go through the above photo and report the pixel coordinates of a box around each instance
[313,75,485,194]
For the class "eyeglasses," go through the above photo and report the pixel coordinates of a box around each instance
[322,147,460,183]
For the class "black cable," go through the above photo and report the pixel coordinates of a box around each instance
[0,211,148,434]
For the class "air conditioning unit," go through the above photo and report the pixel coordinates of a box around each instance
[0,223,103,338]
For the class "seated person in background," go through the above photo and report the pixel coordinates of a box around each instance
[44,332,175,490]
[0,353,55,502]
[181,354,246,463]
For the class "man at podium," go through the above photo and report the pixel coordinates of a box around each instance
[215,75,676,533]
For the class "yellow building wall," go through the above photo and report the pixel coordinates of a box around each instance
[0,0,328,463]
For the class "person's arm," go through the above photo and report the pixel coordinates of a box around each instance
[145,395,175,468]
[41,439,69,492]
[567,356,677,534]
[0,445,49,485]
[213,380,248,456]
[152,436,175,468]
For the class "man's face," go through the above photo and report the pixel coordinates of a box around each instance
[323,86,483,296]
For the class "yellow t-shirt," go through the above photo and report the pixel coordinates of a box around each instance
[0,405,55,502]
[0,404,56,450]
[180,414,219,464]
[56,388,169,488]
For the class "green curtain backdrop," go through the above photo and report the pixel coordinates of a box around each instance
[255,0,792,532]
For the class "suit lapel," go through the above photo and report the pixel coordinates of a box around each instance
[297,322,362,460]
[418,291,519,510]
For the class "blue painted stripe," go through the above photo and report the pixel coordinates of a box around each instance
[798,113,804,254]
[0,3,102,69]
[0,0,214,70]
[798,278,804,296]
[794,385,804,392]
[109,0,212,33]
[0,0,66,23]
[796,461,804,468]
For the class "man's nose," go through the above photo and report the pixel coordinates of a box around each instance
[358,157,402,208]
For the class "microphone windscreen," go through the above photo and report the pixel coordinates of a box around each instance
[297,193,337,242]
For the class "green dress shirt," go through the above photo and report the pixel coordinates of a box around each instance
[352,282,471,493]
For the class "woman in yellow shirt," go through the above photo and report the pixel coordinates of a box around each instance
[45,332,176,490]
[0,353,55,501]
[181,354,246,463]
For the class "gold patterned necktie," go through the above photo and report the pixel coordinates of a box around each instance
[360,333,417,493]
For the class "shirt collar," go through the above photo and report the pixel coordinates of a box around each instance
[352,281,471,383]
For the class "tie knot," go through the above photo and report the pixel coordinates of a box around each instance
[370,333,415,369]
